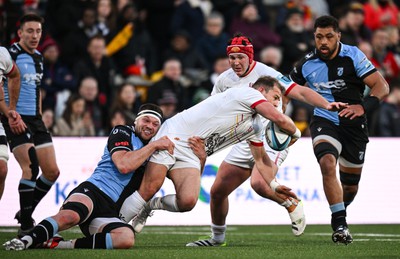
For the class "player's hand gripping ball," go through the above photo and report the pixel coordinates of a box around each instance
[265,121,291,151]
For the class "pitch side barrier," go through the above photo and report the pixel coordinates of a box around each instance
[0,137,398,225]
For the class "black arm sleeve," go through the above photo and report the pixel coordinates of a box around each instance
[107,125,134,155]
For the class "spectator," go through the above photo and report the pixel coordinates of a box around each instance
[106,3,157,77]
[163,30,209,86]
[78,76,104,136]
[73,34,117,126]
[339,2,372,47]
[358,40,374,60]
[326,0,351,18]
[199,55,230,93]
[157,90,178,119]
[41,108,55,134]
[370,28,400,84]
[278,8,314,74]
[385,25,400,55]
[196,11,230,71]
[229,2,281,60]
[53,93,95,136]
[135,0,176,70]
[96,0,117,37]
[44,0,95,44]
[363,0,399,31]
[106,109,134,134]
[60,6,103,69]
[170,0,205,43]
[378,77,400,136]
[110,82,142,124]
[147,58,191,111]
[39,37,77,113]
[259,46,283,71]
[276,0,314,31]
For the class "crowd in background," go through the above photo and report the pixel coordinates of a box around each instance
[1,0,400,137]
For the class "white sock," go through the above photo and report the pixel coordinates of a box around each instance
[55,240,74,249]
[211,223,226,243]
[150,194,180,212]
[21,236,33,248]
[119,191,146,222]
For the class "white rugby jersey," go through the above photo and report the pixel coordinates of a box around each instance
[211,61,295,164]
[212,61,297,97]
[0,47,15,83]
[163,86,267,156]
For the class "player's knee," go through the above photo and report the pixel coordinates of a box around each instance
[210,186,227,201]
[113,228,135,249]
[177,196,197,212]
[340,171,361,186]
[314,142,339,163]
[61,202,90,225]
[45,169,60,182]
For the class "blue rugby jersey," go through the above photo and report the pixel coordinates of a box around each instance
[290,43,377,126]
[5,43,43,116]
[87,125,146,202]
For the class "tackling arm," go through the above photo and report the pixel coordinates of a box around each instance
[112,136,174,174]
[188,136,207,175]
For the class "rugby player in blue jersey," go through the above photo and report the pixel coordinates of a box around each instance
[2,14,59,237]
[289,15,389,244]
[3,103,181,250]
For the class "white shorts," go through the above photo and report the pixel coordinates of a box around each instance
[149,120,201,171]
[87,217,126,235]
[224,140,289,169]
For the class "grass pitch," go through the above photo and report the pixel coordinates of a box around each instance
[1,224,399,258]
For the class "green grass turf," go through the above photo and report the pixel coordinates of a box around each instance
[0,224,399,258]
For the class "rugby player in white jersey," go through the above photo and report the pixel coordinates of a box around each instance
[119,76,303,232]
[186,33,347,246]
[0,46,26,201]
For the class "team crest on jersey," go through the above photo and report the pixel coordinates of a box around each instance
[278,75,292,84]
[305,52,314,59]
[9,47,17,53]
[337,67,343,76]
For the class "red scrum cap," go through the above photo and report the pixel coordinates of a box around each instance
[226,34,254,63]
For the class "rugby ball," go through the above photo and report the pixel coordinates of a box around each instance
[265,121,291,151]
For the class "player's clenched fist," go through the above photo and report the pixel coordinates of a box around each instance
[155,136,175,155]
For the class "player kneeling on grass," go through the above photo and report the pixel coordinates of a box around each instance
[3,104,179,250]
